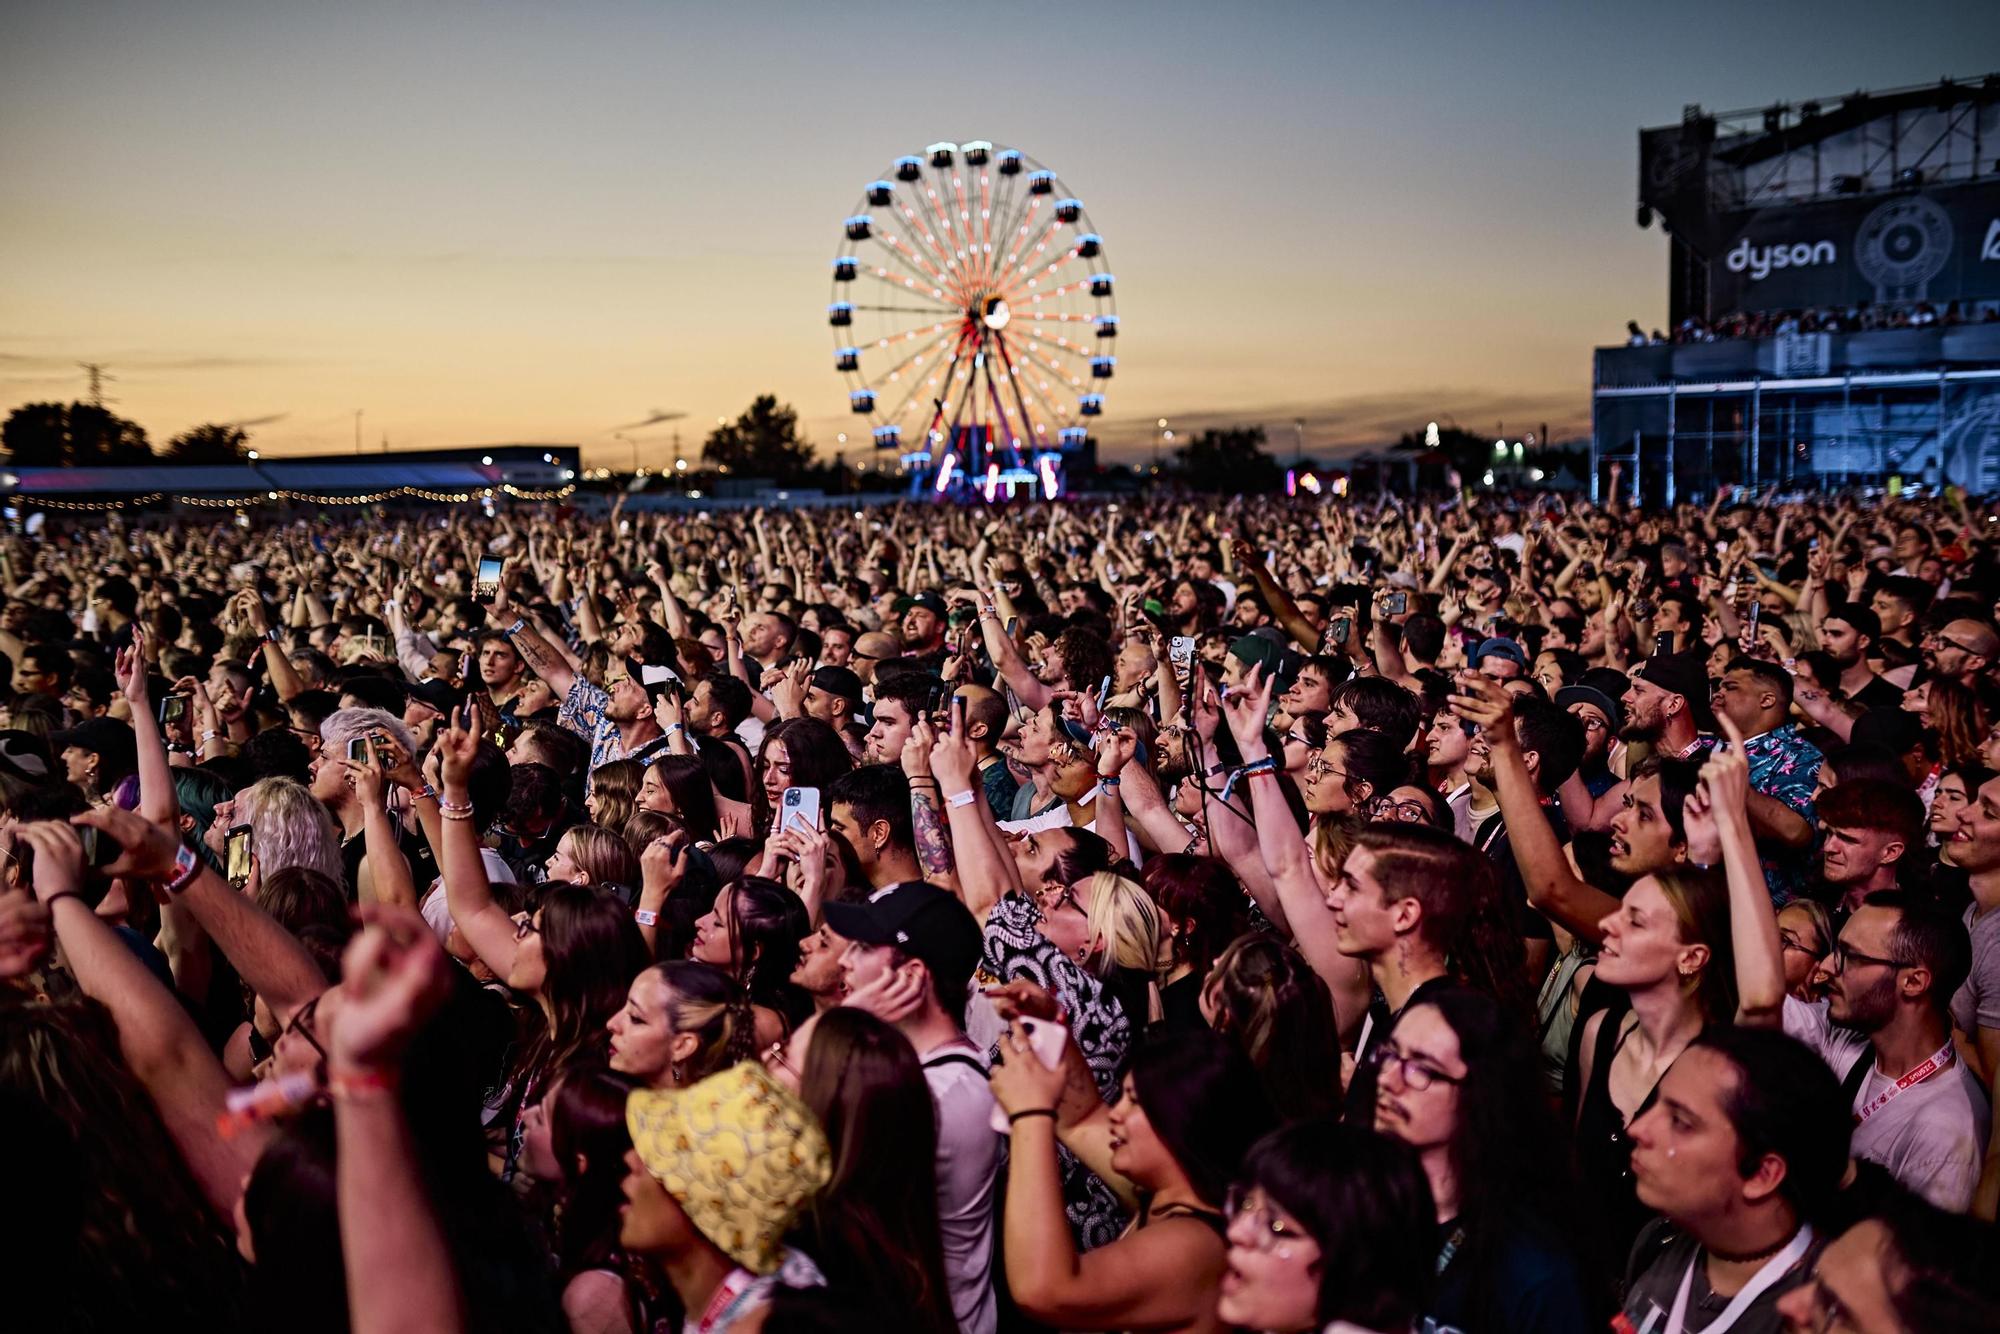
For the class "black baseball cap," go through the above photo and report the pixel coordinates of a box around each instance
[823,881,982,999]
[406,679,465,715]
[49,717,139,784]
[810,665,865,710]
[1556,666,1629,735]
[1635,651,1716,732]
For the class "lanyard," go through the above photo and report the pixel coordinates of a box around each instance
[1435,1225,1467,1277]
[1664,1226,1813,1334]
[695,1268,759,1334]
[1852,1042,1956,1126]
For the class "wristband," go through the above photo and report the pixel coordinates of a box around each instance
[634,908,659,927]
[42,890,85,913]
[664,723,685,736]
[200,729,221,743]
[1096,775,1122,789]
[411,784,438,803]
[263,627,284,644]
[503,618,526,637]
[326,1068,399,1101]
[945,788,977,808]
[162,843,202,895]
[1008,1108,1057,1125]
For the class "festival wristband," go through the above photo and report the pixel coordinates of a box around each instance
[944,788,977,808]
[634,908,659,927]
[162,843,202,895]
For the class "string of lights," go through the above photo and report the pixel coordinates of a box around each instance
[15,483,577,513]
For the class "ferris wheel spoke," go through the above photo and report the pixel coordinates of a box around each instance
[990,334,1043,452]
[851,259,959,309]
[1011,357,1075,442]
[982,172,1019,289]
[882,189,965,291]
[860,325,957,391]
[992,200,1049,293]
[910,171,973,295]
[975,169,998,290]
[860,233,951,299]
[999,329,1073,427]
[908,329,975,441]
[992,219,1073,301]
[980,352,1026,453]
[848,301,957,316]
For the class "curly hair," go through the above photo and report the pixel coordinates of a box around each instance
[587,759,643,830]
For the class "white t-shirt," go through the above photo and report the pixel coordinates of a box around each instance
[997,789,1146,865]
[921,1036,1000,1334]
[419,848,520,945]
[1783,995,1990,1210]
[1951,903,2000,1041]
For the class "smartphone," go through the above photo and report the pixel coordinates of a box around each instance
[1332,619,1351,647]
[988,1017,1069,1134]
[1168,636,1196,685]
[157,694,188,726]
[78,825,123,872]
[460,650,474,683]
[1653,632,1675,657]
[347,736,373,763]
[1386,591,1408,616]
[473,556,503,604]
[780,786,821,835]
[225,824,253,888]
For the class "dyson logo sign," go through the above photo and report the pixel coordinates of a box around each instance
[1726,237,1837,281]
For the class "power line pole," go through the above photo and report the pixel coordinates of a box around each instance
[78,363,115,407]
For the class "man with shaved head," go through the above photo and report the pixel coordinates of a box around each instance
[1922,618,1999,690]
[850,629,902,690]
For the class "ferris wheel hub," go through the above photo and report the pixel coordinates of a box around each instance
[979,295,1011,331]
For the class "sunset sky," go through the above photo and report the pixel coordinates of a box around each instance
[3,1,1991,468]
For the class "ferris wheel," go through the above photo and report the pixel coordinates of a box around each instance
[828,141,1116,497]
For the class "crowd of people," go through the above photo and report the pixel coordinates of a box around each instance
[1623,298,1997,346]
[9,481,2000,1332]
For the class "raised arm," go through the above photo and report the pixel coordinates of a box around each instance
[1687,723,1786,1026]
[327,908,466,1334]
[1221,671,1367,1024]
[1448,674,1620,943]
[429,710,522,978]
[24,819,270,1219]
[929,720,1021,920]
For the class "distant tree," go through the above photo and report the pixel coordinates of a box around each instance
[702,396,817,483]
[163,423,250,465]
[1176,426,1280,494]
[1,401,151,467]
[1,403,68,467]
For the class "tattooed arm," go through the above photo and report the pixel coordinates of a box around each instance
[505,621,577,697]
[902,719,962,897]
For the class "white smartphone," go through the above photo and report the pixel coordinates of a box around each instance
[781,786,820,834]
[990,1016,1070,1134]
[1168,636,1196,685]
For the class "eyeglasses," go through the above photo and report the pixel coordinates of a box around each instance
[1223,1185,1307,1256]
[1926,631,1984,657]
[1379,799,1433,825]
[1829,943,1913,975]
[1306,755,1349,782]
[1576,714,1608,733]
[761,1040,799,1080]
[514,914,542,941]
[284,995,328,1061]
[1790,1272,1854,1334]
[1366,1041,1464,1091]
[1780,931,1829,959]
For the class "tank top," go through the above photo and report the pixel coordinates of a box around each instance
[1573,1009,1673,1272]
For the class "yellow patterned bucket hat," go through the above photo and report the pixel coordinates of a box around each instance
[625,1061,832,1274]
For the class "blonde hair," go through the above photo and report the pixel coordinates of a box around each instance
[1082,871,1168,979]
[560,824,640,890]
[237,777,344,883]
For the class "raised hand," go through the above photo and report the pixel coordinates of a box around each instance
[1095,724,1138,780]
[436,704,482,789]
[1446,669,1515,738]
[115,626,151,707]
[1220,664,1276,755]
[329,905,454,1074]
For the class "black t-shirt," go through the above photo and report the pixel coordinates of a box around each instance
[340,825,439,903]
[1849,674,1905,710]
[1429,1211,1595,1334]
[1475,804,1565,944]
